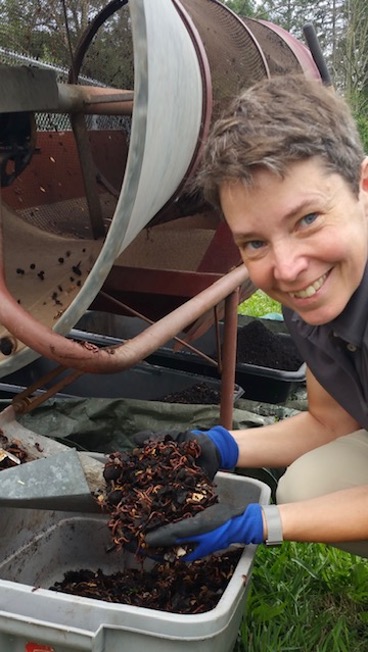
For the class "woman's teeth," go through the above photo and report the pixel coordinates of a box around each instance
[290,274,327,299]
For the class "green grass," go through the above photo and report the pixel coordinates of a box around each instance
[235,542,368,651]
[238,290,282,318]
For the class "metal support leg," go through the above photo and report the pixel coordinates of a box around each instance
[70,112,105,239]
[220,286,239,429]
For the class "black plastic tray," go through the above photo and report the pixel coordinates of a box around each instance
[73,312,306,404]
[147,338,305,404]
[0,333,243,404]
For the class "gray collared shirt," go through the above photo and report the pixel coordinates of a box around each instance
[283,263,368,428]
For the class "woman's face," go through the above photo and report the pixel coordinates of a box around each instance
[220,158,368,325]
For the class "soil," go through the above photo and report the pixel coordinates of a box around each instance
[158,381,221,404]
[49,549,243,614]
[236,320,303,370]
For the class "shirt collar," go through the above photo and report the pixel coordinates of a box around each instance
[330,262,368,345]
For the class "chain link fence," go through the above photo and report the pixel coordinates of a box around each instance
[0,43,131,133]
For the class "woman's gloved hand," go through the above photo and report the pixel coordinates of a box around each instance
[133,425,239,480]
[145,502,265,561]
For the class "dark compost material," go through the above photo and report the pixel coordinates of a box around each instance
[49,437,243,613]
[236,320,302,370]
[49,549,242,614]
[158,381,221,404]
[0,430,29,468]
[99,436,218,558]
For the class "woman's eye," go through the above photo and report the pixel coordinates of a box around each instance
[300,213,318,227]
[246,240,265,251]
[236,238,267,256]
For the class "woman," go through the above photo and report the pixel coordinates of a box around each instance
[142,74,368,561]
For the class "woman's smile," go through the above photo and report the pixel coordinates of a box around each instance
[288,272,329,300]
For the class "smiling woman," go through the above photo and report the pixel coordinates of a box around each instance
[140,73,368,565]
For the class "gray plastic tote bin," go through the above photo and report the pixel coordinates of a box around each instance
[0,472,270,652]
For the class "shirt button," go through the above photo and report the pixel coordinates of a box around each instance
[347,343,357,352]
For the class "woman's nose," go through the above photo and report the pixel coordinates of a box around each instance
[272,240,308,282]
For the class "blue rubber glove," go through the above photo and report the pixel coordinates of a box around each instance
[133,425,239,480]
[145,502,264,561]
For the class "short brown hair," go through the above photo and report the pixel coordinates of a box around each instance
[197,74,365,209]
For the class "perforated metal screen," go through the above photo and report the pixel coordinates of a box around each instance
[241,17,300,75]
[180,0,269,119]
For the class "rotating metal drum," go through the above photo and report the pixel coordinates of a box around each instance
[0,0,320,380]
[242,17,321,79]
[0,0,207,376]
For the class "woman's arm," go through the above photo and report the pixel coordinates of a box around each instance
[279,484,368,542]
[231,368,361,469]
[143,371,366,556]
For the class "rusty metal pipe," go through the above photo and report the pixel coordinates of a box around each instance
[99,291,219,368]
[214,304,222,373]
[0,255,254,373]
[12,368,84,414]
[220,287,240,430]
[56,84,134,116]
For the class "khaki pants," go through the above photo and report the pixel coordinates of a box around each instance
[276,429,368,557]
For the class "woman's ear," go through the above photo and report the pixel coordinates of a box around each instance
[360,157,368,192]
